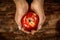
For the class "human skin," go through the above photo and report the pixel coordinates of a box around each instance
[14,0,46,34]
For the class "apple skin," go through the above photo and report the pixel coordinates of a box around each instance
[21,12,39,32]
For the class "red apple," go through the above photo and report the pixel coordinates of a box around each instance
[21,12,39,32]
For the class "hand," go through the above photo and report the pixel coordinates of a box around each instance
[14,0,28,26]
[31,0,46,30]
[14,0,46,34]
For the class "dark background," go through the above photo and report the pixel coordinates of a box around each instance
[0,0,60,40]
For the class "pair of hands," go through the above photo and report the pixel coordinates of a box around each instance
[14,0,46,34]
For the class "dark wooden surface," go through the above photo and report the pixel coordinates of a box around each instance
[0,0,60,40]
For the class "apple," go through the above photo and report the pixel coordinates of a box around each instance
[21,12,39,32]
